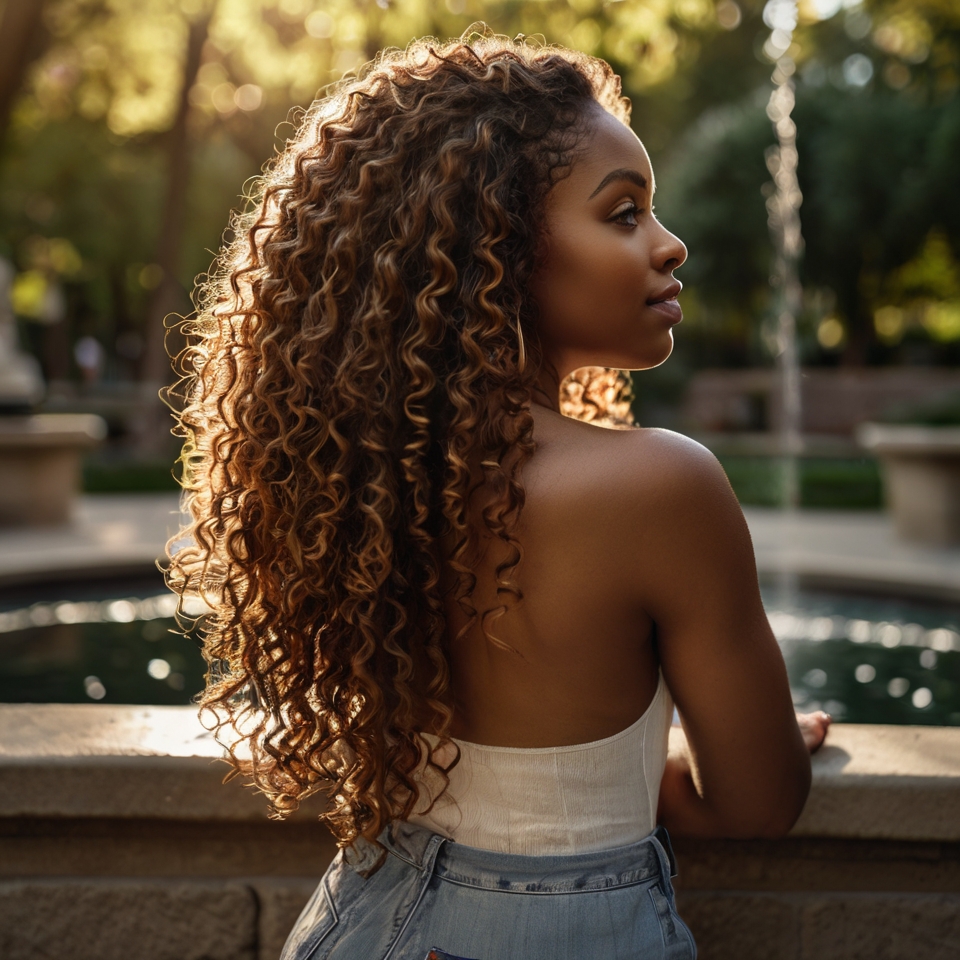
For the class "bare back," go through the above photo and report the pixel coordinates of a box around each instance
[439,403,817,840]
[442,406,662,747]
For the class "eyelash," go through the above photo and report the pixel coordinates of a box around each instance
[610,202,644,227]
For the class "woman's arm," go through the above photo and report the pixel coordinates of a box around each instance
[658,711,831,836]
[617,430,821,839]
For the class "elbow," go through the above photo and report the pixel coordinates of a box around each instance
[749,762,813,839]
[720,763,812,840]
[749,811,803,840]
[722,805,806,840]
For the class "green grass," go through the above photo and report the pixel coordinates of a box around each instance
[718,456,883,509]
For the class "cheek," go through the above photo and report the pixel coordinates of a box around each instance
[534,230,641,339]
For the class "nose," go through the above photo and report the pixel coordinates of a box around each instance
[653,222,687,272]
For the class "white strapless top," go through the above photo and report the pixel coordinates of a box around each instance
[408,672,673,855]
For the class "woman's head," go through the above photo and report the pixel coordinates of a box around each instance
[531,101,687,376]
[171,32,648,847]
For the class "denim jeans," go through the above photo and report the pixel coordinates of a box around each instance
[281,820,697,960]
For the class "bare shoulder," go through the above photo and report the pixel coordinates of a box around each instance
[530,413,729,499]
[563,424,752,568]
[612,426,726,486]
[572,424,735,515]
[528,413,741,541]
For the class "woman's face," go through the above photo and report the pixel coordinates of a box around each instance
[530,102,687,379]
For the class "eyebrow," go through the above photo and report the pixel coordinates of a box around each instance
[587,168,648,200]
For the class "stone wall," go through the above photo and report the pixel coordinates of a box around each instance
[683,367,960,436]
[674,724,960,959]
[1,705,958,960]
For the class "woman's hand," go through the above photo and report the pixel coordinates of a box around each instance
[796,711,832,753]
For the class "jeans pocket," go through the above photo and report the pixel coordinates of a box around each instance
[281,875,340,960]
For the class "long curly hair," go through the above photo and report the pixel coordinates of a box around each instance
[167,30,633,848]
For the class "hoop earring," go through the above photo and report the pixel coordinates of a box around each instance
[516,316,527,373]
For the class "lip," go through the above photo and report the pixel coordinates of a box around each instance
[648,298,683,324]
[647,280,683,324]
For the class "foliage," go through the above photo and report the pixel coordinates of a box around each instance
[0,0,958,382]
[82,456,181,492]
[718,454,883,508]
[658,73,960,365]
[1,0,741,384]
[879,390,960,426]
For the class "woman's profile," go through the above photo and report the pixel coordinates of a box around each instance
[169,28,830,960]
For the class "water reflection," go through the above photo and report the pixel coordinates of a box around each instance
[0,593,178,633]
[0,605,204,706]
[768,585,960,725]
[767,609,960,652]
[1,582,958,724]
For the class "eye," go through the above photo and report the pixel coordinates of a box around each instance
[609,202,641,227]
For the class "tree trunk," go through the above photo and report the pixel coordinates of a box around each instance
[137,11,211,455]
[0,0,49,150]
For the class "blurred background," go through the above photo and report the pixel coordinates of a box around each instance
[0,0,958,723]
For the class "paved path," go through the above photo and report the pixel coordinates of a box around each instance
[745,507,960,602]
[1,494,958,599]
[0,494,183,586]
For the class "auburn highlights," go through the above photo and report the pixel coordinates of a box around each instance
[167,31,632,848]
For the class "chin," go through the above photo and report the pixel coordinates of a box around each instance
[622,336,675,372]
[571,334,674,373]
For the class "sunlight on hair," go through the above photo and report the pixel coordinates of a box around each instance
[559,368,636,429]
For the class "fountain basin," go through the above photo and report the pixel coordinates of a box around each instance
[2,572,957,728]
[0,414,106,526]
[857,423,960,546]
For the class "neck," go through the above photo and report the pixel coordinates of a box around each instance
[531,369,561,413]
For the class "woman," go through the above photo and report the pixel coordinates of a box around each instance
[169,31,830,960]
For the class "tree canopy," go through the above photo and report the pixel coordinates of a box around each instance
[0,0,957,388]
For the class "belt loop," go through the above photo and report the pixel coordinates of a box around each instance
[382,833,447,960]
[652,824,678,878]
[420,832,447,876]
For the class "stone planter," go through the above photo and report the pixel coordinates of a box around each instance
[857,423,960,546]
[0,414,106,526]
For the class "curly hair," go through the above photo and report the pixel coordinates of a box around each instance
[167,29,633,848]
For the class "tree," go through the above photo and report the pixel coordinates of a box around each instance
[138,8,211,453]
[0,0,51,149]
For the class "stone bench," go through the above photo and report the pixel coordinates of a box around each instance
[1,704,958,960]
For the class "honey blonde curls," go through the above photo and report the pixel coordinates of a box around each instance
[168,32,630,847]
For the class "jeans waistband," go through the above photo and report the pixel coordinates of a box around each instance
[378,820,677,895]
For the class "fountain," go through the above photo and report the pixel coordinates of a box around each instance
[762,0,805,607]
[0,257,105,526]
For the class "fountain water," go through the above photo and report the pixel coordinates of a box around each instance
[762,0,805,608]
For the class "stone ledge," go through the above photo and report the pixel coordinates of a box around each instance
[0,704,320,822]
[0,817,337,878]
[783,724,960,842]
[3,704,959,842]
[743,507,960,603]
[2,705,959,960]
[672,836,960,893]
[0,493,180,586]
[0,876,321,960]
